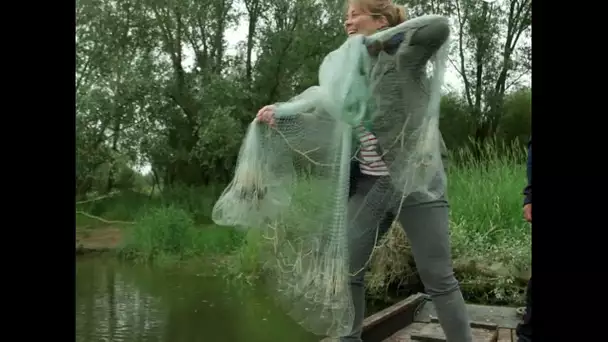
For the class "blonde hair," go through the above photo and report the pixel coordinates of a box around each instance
[347,0,408,27]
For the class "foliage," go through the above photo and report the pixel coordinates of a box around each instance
[77,0,531,195]
[81,140,531,305]
[119,204,245,263]
[76,0,532,306]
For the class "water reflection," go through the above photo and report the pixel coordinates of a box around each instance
[76,257,317,342]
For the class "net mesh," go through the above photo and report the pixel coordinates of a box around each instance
[213,15,450,338]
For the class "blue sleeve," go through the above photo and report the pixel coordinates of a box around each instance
[523,137,532,205]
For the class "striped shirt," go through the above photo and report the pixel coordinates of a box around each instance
[355,125,389,176]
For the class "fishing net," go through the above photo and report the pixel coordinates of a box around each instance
[213,15,450,338]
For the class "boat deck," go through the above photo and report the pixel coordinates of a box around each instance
[386,318,516,342]
[323,293,522,342]
[391,297,520,341]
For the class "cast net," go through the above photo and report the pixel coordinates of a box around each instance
[212,15,450,338]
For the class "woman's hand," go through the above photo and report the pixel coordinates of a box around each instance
[256,105,276,127]
[523,203,532,223]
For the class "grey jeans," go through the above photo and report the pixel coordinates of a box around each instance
[341,174,473,342]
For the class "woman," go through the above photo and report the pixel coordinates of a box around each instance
[257,1,473,341]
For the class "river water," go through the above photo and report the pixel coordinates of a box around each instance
[75,256,318,342]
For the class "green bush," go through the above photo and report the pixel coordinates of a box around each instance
[120,206,197,262]
[119,204,246,264]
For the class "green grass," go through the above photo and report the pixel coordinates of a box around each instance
[76,138,531,305]
[118,205,245,264]
[75,185,245,266]
[446,139,530,304]
[449,139,530,269]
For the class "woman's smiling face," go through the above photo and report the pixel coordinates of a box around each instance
[344,3,387,37]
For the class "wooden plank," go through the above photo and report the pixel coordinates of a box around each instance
[511,329,517,341]
[471,321,499,331]
[384,322,428,342]
[429,316,498,331]
[403,323,498,342]
[364,293,429,331]
[411,323,446,341]
[360,293,429,342]
[320,293,428,342]
[415,302,520,329]
[497,328,513,342]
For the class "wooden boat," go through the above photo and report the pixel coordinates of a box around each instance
[322,293,522,342]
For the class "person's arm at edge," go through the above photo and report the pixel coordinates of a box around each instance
[523,137,532,206]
